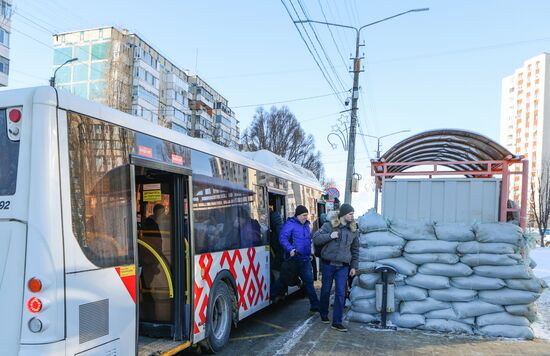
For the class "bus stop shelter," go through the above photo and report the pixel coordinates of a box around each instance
[370,129,529,228]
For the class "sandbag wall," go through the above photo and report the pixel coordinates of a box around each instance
[348,210,547,339]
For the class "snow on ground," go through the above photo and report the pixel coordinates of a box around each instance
[530,247,550,339]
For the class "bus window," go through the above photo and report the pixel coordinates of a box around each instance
[0,109,19,195]
[68,112,134,267]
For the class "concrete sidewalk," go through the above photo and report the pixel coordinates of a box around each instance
[278,315,550,356]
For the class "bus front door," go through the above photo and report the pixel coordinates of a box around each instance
[134,166,191,344]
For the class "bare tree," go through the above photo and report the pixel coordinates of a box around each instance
[530,161,550,247]
[241,106,325,180]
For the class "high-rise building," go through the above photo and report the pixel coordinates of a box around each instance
[0,0,12,86]
[500,53,550,203]
[52,27,239,148]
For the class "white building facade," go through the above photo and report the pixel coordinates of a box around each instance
[500,53,550,204]
[0,0,12,86]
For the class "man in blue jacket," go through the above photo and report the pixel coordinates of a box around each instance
[278,205,320,312]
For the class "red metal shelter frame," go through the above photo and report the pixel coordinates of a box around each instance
[371,158,529,228]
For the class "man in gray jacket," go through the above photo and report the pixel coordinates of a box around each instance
[313,203,359,332]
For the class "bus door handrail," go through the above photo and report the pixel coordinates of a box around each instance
[137,239,174,298]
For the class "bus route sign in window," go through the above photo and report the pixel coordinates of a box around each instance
[0,109,19,196]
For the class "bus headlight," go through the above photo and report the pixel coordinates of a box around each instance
[28,317,43,333]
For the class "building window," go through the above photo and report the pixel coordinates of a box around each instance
[73,63,89,82]
[54,47,73,65]
[0,28,9,47]
[0,55,8,75]
[1,1,12,19]
[91,61,106,80]
[91,42,110,60]
[75,45,90,62]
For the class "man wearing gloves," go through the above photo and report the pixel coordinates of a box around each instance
[313,203,359,331]
[278,205,320,312]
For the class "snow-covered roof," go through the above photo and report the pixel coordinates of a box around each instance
[239,150,318,183]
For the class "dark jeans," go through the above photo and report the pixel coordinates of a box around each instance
[271,257,319,309]
[320,261,349,324]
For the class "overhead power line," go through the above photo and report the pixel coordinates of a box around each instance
[232,90,349,109]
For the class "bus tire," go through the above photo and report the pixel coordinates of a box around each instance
[204,281,232,353]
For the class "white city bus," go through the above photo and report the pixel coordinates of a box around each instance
[0,87,324,355]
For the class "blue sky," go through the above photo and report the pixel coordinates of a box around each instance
[10,0,550,212]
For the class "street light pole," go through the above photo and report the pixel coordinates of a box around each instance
[295,8,428,205]
[50,57,78,87]
[359,129,411,211]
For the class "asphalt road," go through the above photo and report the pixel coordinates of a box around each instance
[181,291,315,355]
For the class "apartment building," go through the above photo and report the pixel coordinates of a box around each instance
[52,27,239,148]
[500,53,550,203]
[0,0,12,86]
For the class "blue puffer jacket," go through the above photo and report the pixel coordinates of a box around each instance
[279,217,312,260]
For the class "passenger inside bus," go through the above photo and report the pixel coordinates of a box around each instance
[141,203,165,253]
[232,206,262,248]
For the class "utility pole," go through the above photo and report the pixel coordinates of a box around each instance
[295,8,428,205]
[359,130,411,211]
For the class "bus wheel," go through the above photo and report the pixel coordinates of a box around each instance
[205,282,232,353]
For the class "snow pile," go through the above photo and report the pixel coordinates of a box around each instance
[349,211,547,339]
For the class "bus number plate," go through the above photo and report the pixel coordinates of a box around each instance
[0,201,10,210]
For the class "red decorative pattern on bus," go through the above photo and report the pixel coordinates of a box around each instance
[199,254,213,288]
[193,247,269,337]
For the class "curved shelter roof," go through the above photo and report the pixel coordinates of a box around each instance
[376,129,519,175]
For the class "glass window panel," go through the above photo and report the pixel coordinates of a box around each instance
[53,47,72,65]
[90,81,105,100]
[91,42,109,60]
[67,112,135,267]
[73,83,88,98]
[56,66,71,84]
[91,61,106,80]
[0,109,18,195]
[73,63,88,82]
[74,45,89,62]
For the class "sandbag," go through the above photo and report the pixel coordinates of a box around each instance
[505,277,548,293]
[460,253,522,267]
[452,300,504,318]
[478,288,540,305]
[400,298,450,314]
[358,273,380,290]
[376,257,417,276]
[357,261,376,274]
[457,241,517,255]
[388,219,436,241]
[434,223,475,242]
[359,246,402,262]
[474,265,533,279]
[450,275,506,290]
[347,310,379,323]
[424,308,475,324]
[349,286,376,301]
[394,285,428,302]
[429,287,477,302]
[389,313,425,328]
[476,312,531,327]
[359,231,406,248]
[351,299,377,314]
[418,263,473,277]
[357,210,388,233]
[403,253,459,265]
[505,304,537,323]
[474,223,523,245]
[404,240,458,254]
[478,325,534,339]
[420,319,473,334]
[406,274,450,290]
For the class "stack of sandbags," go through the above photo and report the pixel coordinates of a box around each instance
[348,212,547,339]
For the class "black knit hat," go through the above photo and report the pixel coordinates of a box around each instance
[294,205,308,216]
[338,203,355,218]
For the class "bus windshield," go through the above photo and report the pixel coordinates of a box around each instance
[0,109,19,195]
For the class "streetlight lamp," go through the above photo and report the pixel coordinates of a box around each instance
[358,129,411,211]
[50,57,78,87]
[295,8,428,204]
